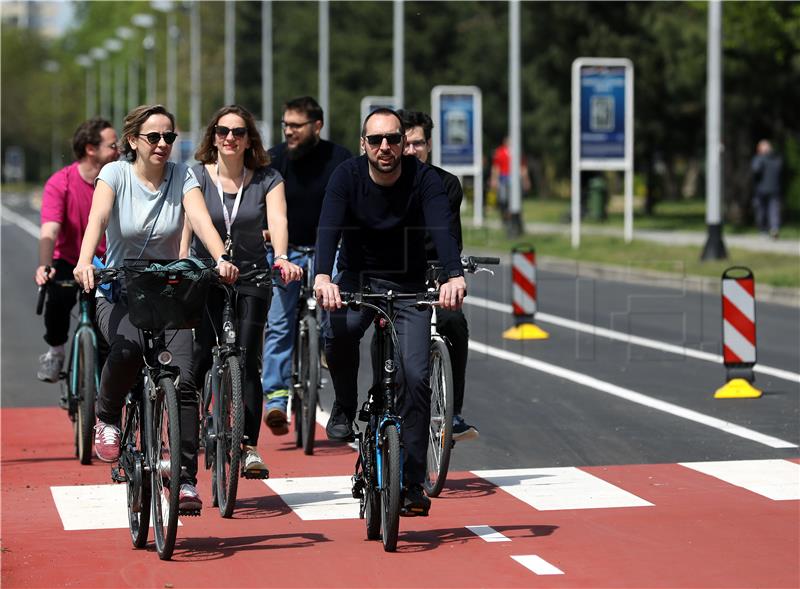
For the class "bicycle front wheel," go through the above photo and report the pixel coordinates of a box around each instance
[362,431,381,540]
[380,424,401,552]
[424,338,454,497]
[75,331,97,465]
[148,376,181,560]
[300,314,320,455]
[216,356,243,518]
[123,392,150,548]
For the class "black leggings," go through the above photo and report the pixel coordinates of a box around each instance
[43,259,79,346]
[180,288,270,447]
[95,298,198,485]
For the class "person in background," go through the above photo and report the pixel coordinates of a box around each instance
[181,104,302,476]
[35,117,119,383]
[398,109,478,441]
[73,104,238,511]
[751,139,784,239]
[261,96,351,435]
[489,136,530,229]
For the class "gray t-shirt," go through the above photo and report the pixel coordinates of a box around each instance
[97,160,200,268]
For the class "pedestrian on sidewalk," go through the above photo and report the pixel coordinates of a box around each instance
[751,139,783,239]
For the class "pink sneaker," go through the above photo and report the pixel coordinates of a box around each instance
[94,422,121,462]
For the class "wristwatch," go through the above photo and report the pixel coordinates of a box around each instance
[275,254,289,262]
[216,254,232,264]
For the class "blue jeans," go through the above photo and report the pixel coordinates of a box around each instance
[261,250,309,398]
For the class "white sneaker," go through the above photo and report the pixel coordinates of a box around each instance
[242,445,269,477]
[37,351,65,383]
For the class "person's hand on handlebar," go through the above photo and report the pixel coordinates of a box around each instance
[35,265,55,287]
[273,257,303,283]
[216,259,239,284]
[73,259,97,292]
[439,275,467,310]
[314,274,342,311]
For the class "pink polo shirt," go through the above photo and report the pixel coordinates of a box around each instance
[40,162,106,265]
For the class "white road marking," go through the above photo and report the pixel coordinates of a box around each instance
[50,484,181,530]
[472,467,653,511]
[680,459,800,500]
[511,554,565,575]
[1,204,40,238]
[466,525,511,542]
[264,475,359,520]
[465,295,800,385]
[469,339,797,449]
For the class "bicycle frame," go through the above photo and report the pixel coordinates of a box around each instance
[289,247,320,414]
[68,292,101,400]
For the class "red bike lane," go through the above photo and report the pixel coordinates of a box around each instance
[2,406,798,588]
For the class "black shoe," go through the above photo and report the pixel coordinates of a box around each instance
[325,403,355,442]
[401,484,431,517]
[452,414,479,442]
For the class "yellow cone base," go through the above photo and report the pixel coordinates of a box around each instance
[714,378,763,399]
[503,322,550,340]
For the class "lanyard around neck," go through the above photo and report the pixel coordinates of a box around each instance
[214,163,246,239]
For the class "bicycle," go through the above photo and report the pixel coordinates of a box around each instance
[35,270,102,465]
[202,267,274,518]
[287,245,322,455]
[348,288,439,552]
[424,256,498,498]
[107,259,214,560]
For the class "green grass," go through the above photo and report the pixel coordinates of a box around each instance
[463,225,800,289]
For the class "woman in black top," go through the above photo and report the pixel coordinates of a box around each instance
[181,105,302,477]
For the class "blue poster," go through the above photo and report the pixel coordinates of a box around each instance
[580,66,626,159]
[439,94,476,166]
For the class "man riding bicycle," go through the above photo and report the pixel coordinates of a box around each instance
[314,108,466,516]
[35,117,118,383]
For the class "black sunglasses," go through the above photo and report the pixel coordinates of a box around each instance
[139,131,178,145]
[364,133,403,147]
[215,125,248,138]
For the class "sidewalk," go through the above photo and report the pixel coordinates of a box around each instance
[477,220,800,256]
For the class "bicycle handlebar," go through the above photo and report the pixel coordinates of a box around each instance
[339,289,439,307]
[36,267,118,315]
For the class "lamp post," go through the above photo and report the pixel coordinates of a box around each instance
[43,60,62,170]
[225,0,235,104]
[76,54,94,118]
[115,26,135,113]
[189,0,201,151]
[132,13,157,105]
[104,38,124,129]
[152,1,178,122]
[89,47,110,119]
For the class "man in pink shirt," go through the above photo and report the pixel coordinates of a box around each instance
[35,117,118,382]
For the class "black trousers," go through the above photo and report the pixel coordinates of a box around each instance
[436,308,469,415]
[181,288,270,447]
[324,274,432,486]
[95,298,198,485]
[43,259,79,346]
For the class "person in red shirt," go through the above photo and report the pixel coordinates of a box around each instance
[490,136,530,227]
[34,117,119,382]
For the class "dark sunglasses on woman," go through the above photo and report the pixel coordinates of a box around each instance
[139,131,178,145]
[215,125,248,139]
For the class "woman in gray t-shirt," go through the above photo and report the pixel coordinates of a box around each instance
[74,104,238,511]
[181,104,302,479]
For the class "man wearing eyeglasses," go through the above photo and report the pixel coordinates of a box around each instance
[314,108,466,516]
[261,96,351,434]
[34,117,119,383]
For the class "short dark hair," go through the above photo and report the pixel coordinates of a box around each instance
[72,117,113,160]
[120,104,176,162]
[397,110,433,140]
[283,96,323,124]
[361,108,405,137]
[194,104,270,169]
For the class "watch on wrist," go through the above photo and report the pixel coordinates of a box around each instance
[217,254,232,264]
[275,254,289,262]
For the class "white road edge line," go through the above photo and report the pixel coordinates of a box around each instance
[466,525,511,542]
[511,554,565,576]
[468,339,797,449]
[1,204,40,239]
[465,295,800,385]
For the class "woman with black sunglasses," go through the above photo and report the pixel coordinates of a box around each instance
[180,105,302,479]
[74,104,238,512]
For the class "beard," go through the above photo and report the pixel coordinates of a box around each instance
[287,135,318,160]
[367,152,401,175]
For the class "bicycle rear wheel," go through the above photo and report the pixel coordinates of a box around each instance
[123,392,150,548]
[362,430,381,540]
[75,331,97,465]
[424,338,454,497]
[216,356,243,518]
[380,424,401,552]
[148,376,181,560]
[300,314,320,455]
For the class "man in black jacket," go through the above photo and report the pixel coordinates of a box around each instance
[398,109,478,441]
[314,108,466,516]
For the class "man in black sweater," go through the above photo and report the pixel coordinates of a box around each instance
[314,108,466,516]
[262,96,351,434]
[398,109,478,441]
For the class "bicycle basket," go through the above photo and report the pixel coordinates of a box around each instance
[123,260,214,330]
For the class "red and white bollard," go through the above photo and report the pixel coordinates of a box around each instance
[715,266,761,398]
[503,245,549,340]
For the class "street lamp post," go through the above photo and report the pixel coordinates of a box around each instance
[225,0,235,104]
[104,38,124,129]
[132,13,157,105]
[89,47,110,120]
[115,26,135,114]
[43,60,62,170]
[76,54,94,118]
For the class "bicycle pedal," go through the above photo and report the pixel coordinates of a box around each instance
[111,467,127,483]
[242,468,270,480]
[178,508,202,517]
[358,408,370,422]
